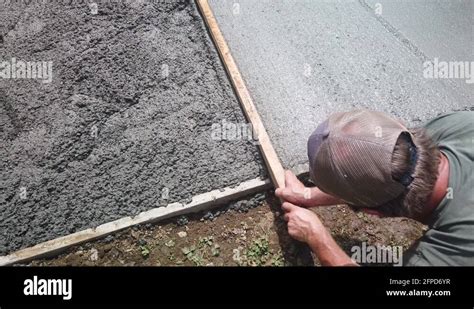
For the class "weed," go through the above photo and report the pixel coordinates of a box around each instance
[197,236,220,258]
[140,245,150,258]
[182,245,204,266]
[246,236,270,266]
[198,236,214,248]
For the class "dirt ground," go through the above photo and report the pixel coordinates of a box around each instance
[29,191,425,266]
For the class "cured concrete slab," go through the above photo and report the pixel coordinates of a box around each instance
[0,1,264,254]
[208,0,474,172]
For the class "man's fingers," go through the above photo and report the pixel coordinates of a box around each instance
[281,202,296,213]
[276,188,291,200]
[283,213,290,222]
[275,170,295,198]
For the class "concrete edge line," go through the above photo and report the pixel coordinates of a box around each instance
[0,177,270,266]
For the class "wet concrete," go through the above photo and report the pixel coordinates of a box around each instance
[0,0,264,254]
[209,0,474,171]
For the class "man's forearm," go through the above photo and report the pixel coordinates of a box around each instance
[306,187,345,207]
[307,227,358,266]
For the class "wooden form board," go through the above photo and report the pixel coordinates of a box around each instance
[197,0,286,189]
[0,178,270,266]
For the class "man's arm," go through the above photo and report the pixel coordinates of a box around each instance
[282,202,357,266]
[275,171,345,208]
[276,170,356,265]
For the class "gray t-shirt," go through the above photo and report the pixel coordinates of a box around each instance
[404,111,474,266]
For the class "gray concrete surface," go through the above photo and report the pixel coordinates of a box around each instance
[362,0,473,61]
[209,0,474,171]
[0,1,264,254]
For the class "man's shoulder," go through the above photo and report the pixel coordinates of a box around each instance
[404,222,474,266]
[423,111,474,142]
[423,111,473,163]
[425,111,474,125]
[406,111,474,266]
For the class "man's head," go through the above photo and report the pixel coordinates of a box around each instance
[307,110,440,217]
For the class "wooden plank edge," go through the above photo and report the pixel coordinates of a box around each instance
[196,0,286,189]
[0,177,270,266]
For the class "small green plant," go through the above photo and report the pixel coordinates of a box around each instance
[246,236,270,266]
[198,236,214,248]
[182,245,204,266]
[140,245,150,258]
[197,236,220,258]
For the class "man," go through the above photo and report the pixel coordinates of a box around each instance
[276,110,473,266]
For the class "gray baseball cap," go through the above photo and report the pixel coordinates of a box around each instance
[307,109,416,208]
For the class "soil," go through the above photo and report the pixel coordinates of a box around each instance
[29,191,425,266]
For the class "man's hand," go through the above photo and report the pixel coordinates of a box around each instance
[275,170,345,208]
[281,202,323,243]
[281,201,357,266]
[275,171,312,207]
